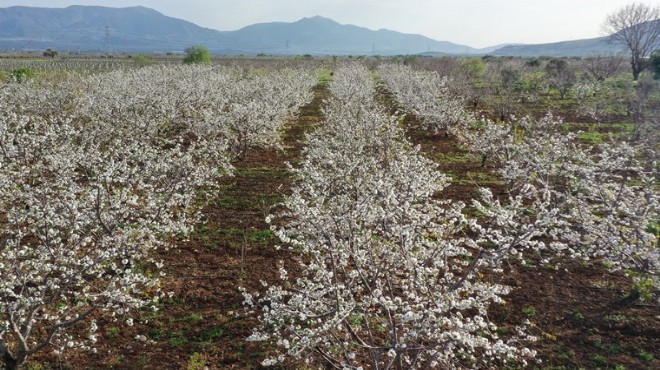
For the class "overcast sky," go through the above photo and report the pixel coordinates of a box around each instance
[0,0,646,48]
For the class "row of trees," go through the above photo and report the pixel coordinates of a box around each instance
[244,58,657,368]
[456,114,658,299]
[408,52,658,138]
[245,63,538,369]
[0,64,316,369]
[378,63,469,135]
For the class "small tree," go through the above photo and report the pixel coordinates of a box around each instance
[603,2,660,80]
[183,45,211,65]
[9,68,33,83]
[585,53,626,81]
[545,58,576,99]
[131,54,152,66]
[43,48,58,59]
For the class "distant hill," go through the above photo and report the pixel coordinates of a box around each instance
[0,5,227,53]
[223,16,479,55]
[0,6,478,55]
[0,5,650,56]
[490,36,623,57]
[418,44,519,57]
[491,19,660,57]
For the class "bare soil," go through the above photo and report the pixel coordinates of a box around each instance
[30,76,658,370]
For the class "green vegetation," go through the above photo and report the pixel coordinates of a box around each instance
[42,48,58,59]
[131,54,153,66]
[593,354,608,367]
[522,306,537,317]
[183,45,211,65]
[570,309,584,320]
[637,349,654,362]
[168,331,189,347]
[461,57,485,79]
[106,326,121,339]
[652,50,660,80]
[186,352,207,370]
[10,67,33,83]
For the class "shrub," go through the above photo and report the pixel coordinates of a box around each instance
[132,54,152,66]
[9,67,33,83]
[651,50,660,80]
[183,45,211,65]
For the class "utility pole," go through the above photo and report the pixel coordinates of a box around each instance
[103,25,114,54]
[285,40,290,55]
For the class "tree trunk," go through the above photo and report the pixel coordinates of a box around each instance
[2,351,18,370]
[632,57,642,81]
[395,352,404,370]
[0,345,28,370]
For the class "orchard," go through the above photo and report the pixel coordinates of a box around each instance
[0,55,657,369]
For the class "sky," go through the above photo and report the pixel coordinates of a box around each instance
[0,0,647,48]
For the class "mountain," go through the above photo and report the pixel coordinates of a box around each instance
[223,16,479,55]
[0,5,645,56]
[491,20,660,57]
[490,36,623,57]
[0,6,477,55]
[0,5,226,53]
[475,43,523,54]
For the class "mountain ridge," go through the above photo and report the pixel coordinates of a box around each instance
[0,5,631,56]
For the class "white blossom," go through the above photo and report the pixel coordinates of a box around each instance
[246,64,535,369]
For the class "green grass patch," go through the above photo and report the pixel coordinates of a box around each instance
[433,152,474,164]
[215,196,244,208]
[193,227,274,250]
[569,309,585,320]
[637,349,654,362]
[603,314,628,323]
[168,331,189,347]
[216,228,274,244]
[195,326,227,342]
[522,306,537,318]
[594,340,623,355]
[577,131,604,143]
[106,326,121,339]
[566,122,636,142]
[234,167,291,180]
[592,354,608,367]
[317,68,334,85]
[186,352,208,370]
[448,170,503,186]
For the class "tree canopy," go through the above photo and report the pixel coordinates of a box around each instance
[183,45,211,65]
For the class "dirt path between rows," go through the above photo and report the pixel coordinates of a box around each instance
[375,80,659,370]
[43,77,332,370]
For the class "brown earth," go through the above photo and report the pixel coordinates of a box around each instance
[376,83,659,370]
[29,73,658,370]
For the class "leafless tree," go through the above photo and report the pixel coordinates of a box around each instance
[545,58,577,99]
[482,59,523,121]
[603,2,660,80]
[585,53,627,81]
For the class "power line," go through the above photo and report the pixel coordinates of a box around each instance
[103,25,114,54]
